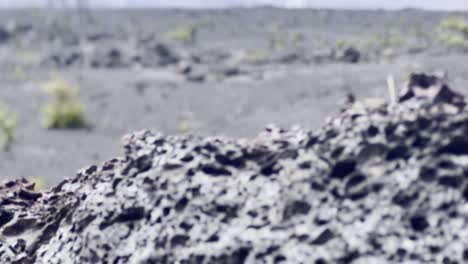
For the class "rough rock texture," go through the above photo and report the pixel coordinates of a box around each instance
[2,73,468,263]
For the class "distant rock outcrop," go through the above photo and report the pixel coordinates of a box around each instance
[2,73,468,263]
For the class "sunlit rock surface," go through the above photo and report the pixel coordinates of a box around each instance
[1,73,468,263]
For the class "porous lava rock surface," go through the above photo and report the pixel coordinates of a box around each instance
[2,73,468,263]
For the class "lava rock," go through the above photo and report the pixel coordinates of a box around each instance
[0,26,11,43]
[336,46,361,63]
[2,72,468,263]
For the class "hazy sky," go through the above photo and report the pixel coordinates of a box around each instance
[2,0,468,10]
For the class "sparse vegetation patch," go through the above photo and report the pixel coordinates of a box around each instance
[165,25,197,44]
[0,104,16,150]
[41,78,86,129]
[438,17,468,48]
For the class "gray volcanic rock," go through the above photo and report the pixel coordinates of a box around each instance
[334,46,362,64]
[2,73,468,263]
[0,26,10,44]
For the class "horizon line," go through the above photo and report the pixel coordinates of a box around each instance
[1,4,468,12]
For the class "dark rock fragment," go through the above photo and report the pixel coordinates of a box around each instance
[0,27,10,43]
[409,73,439,89]
[335,46,361,63]
[186,68,206,82]
[153,43,179,66]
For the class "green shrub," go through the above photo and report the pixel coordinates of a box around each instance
[0,104,16,150]
[268,29,289,50]
[439,17,468,47]
[336,39,347,49]
[29,177,46,191]
[41,78,86,129]
[365,28,404,50]
[243,49,268,64]
[179,119,190,134]
[165,25,196,44]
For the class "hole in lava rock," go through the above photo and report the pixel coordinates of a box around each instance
[200,164,232,176]
[215,154,245,168]
[170,234,190,248]
[330,159,356,179]
[438,176,463,189]
[357,144,387,162]
[437,160,456,169]
[348,187,369,201]
[311,229,335,245]
[0,210,14,228]
[412,135,430,148]
[232,247,251,264]
[438,137,468,156]
[298,161,312,169]
[417,117,431,130]
[207,233,219,242]
[463,248,468,260]
[419,167,437,182]
[260,161,281,176]
[175,197,189,212]
[345,174,366,189]
[180,154,194,163]
[331,146,345,159]
[392,191,419,207]
[2,218,37,236]
[135,155,153,173]
[367,125,379,137]
[72,215,97,233]
[315,258,328,264]
[115,207,145,222]
[274,255,287,263]
[340,251,360,264]
[410,215,429,232]
[386,145,409,161]
[463,186,468,200]
[283,200,311,221]
[384,124,398,140]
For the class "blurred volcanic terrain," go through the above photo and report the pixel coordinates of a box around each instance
[0,7,468,186]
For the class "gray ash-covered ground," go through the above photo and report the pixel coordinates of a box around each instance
[2,73,468,263]
[1,8,468,186]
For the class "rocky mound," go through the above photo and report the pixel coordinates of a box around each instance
[1,73,468,263]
